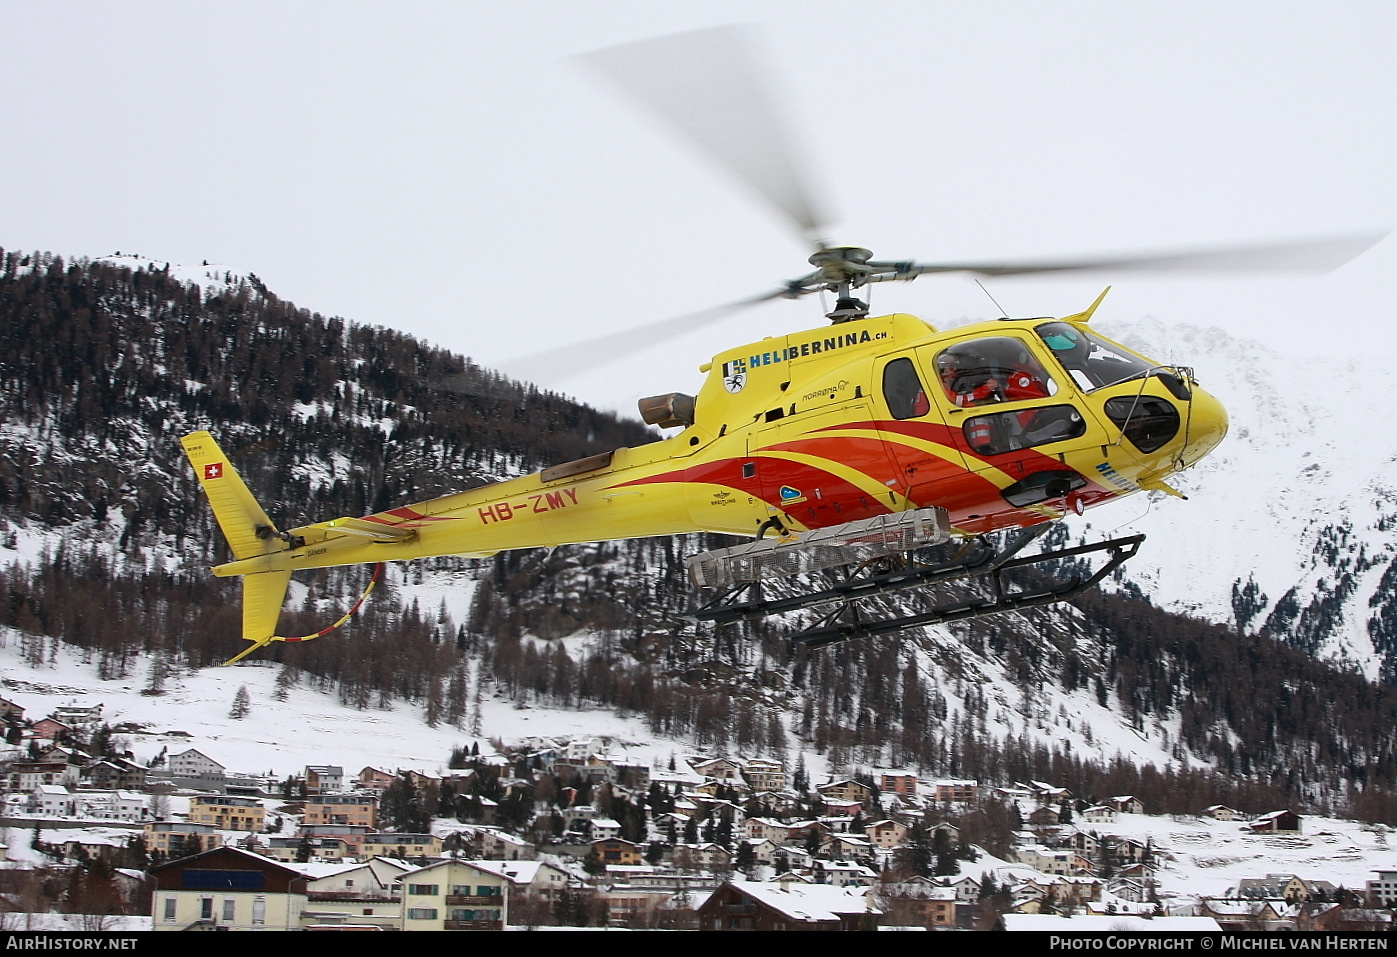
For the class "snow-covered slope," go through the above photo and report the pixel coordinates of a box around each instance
[1078,318,1397,682]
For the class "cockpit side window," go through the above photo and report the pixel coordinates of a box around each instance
[1035,322,1156,391]
[962,405,1086,455]
[883,357,930,420]
[934,337,1057,408]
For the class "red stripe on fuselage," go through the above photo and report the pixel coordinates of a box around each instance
[759,434,901,488]
[613,455,891,527]
[612,416,1122,535]
[828,418,1083,481]
[812,418,1118,531]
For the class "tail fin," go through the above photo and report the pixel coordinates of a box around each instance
[180,431,292,662]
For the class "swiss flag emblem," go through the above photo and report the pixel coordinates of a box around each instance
[203,463,223,480]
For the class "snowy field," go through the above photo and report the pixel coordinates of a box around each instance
[0,625,679,785]
[3,627,1394,906]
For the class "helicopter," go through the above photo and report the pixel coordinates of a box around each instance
[181,26,1383,664]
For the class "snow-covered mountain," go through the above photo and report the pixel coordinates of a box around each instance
[3,250,1394,822]
[1083,318,1397,684]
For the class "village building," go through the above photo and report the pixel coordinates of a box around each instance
[591,837,643,867]
[303,793,377,828]
[692,757,743,780]
[470,859,571,915]
[671,842,732,872]
[1230,874,1337,901]
[150,845,308,931]
[144,821,221,858]
[1079,805,1116,824]
[814,860,878,887]
[264,836,353,862]
[877,878,958,927]
[28,784,75,817]
[71,789,147,822]
[864,819,908,849]
[932,780,978,803]
[470,825,535,860]
[401,859,508,931]
[877,769,917,795]
[358,833,442,860]
[699,880,880,931]
[86,757,147,791]
[742,759,786,792]
[355,766,395,791]
[28,717,73,744]
[50,704,103,729]
[303,765,344,794]
[8,759,79,792]
[188,794,265,831]
[162,748,227,791]
[817,780,873,805]
[299,857,415,929]
[1367,869,1397,907]
[1243,810,1302,833]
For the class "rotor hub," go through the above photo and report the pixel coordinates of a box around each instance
[808,246,874,283]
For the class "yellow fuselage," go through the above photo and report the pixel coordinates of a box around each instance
[211,311,1226,580]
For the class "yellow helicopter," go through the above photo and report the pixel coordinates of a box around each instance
[181,27,1382,663]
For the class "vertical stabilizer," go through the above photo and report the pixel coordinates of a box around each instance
[179,431,281,560]
[180,431,291,660]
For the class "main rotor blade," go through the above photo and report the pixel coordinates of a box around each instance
[865,232,1388,281]
[501,286,797,385]
[578,25,832,246]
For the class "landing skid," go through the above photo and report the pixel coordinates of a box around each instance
[688,528,1145,650]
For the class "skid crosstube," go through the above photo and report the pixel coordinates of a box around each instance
[689,530,1145,650]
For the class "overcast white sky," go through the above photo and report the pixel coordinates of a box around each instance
[3,1,1394,416]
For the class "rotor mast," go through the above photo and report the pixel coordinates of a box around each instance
[808,246,874,323]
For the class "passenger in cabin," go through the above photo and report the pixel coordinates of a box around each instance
[1002,348,1052,401]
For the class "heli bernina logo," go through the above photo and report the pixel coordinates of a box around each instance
[722,358,747,393]
[203,463,224,480]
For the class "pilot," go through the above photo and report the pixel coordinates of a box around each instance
[937,350,1001,407]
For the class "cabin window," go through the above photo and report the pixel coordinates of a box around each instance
[882,357,929,419]
[1035,322,1155,391]
[934,337,1057,408]
[962,405,1086,456]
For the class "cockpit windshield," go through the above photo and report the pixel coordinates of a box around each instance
[1035,322,1157,392]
